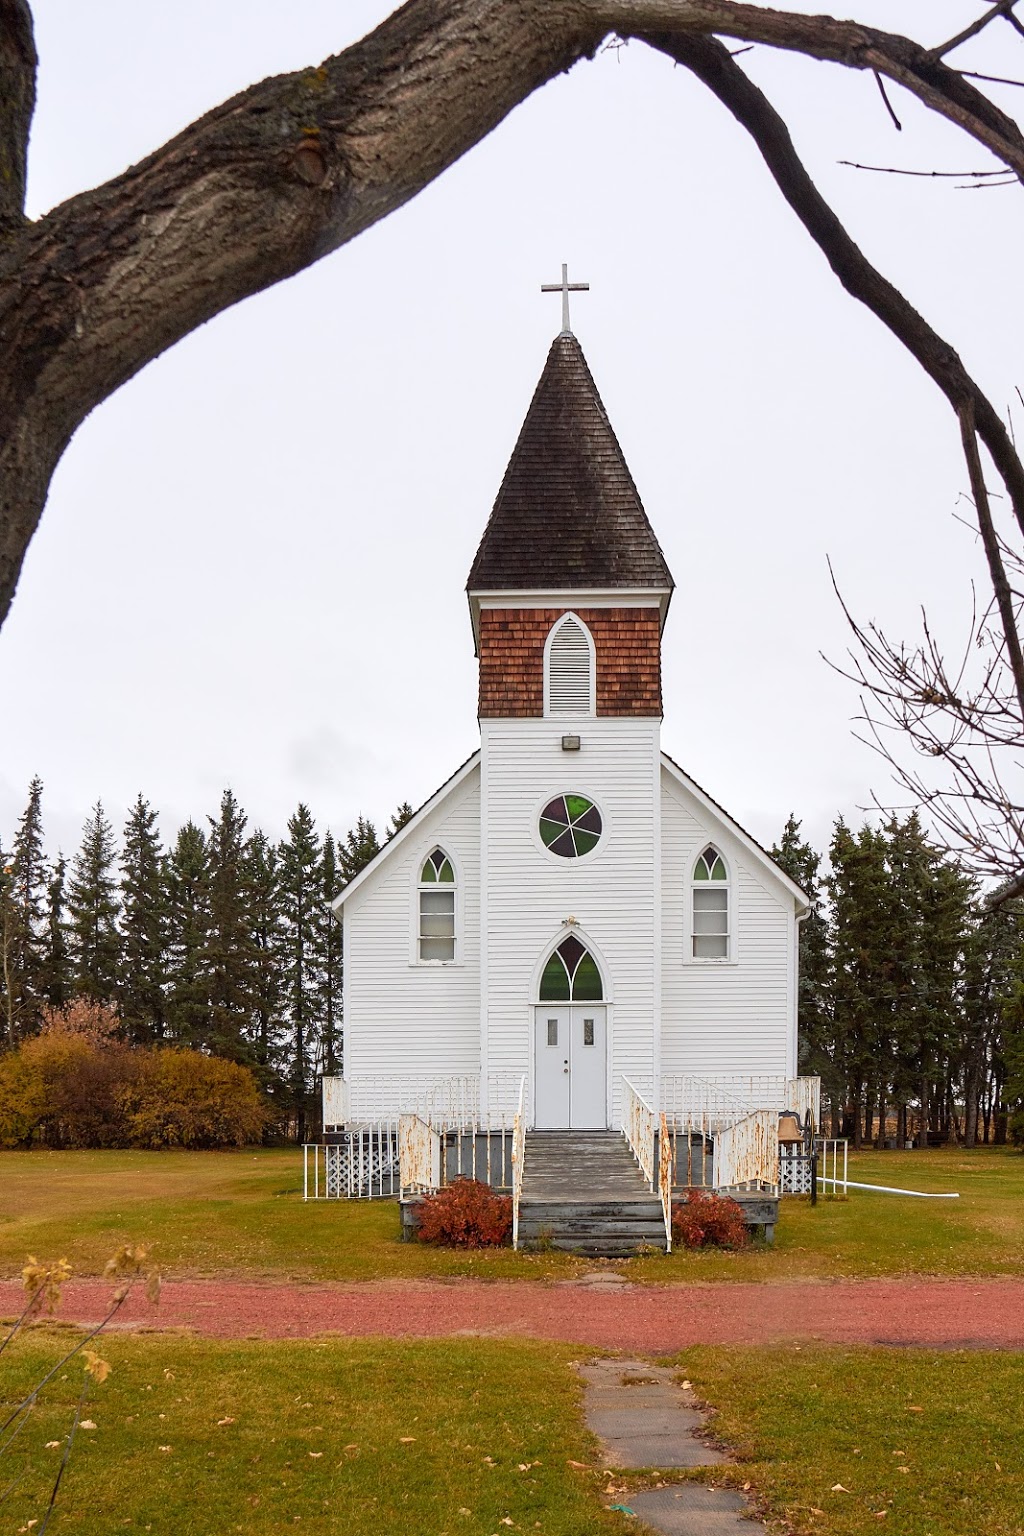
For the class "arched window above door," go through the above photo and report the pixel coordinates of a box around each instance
[539,935,603,1001]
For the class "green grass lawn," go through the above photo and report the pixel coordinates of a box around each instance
[0,1145,1021,1284]
[2,1332,1020,1536]
[678,1343,1024,1536]
[1,1333,621,1536]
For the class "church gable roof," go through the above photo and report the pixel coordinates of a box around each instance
[467,334,674,593]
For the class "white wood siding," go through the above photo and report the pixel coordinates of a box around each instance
[342,770,482,1079]
[481,717,661,1127]
[660,765,795,1081]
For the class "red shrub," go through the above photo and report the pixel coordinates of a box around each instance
[672,1189,749,1250]
[415,1178,513,1248]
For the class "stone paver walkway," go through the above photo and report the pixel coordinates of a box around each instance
[578,1356,766,1536]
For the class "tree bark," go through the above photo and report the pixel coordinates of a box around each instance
[0,0,35,234]
[2,0,1024,628]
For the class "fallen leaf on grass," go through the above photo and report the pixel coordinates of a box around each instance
[309,1452,322,1459]
[80,1420,97,1431]
[907,1406,924,1413]
[809,1510,825,1518]
[831,1484,852,1493]
[898,1467,910,1474]
[217,1417,236,1427]
[158,1446,171,1453]
[399,1437,416,1444]
[681,1380,693,1390]
[44,1441,61,1449]
[567,1460,589,1469]
[872,1511,888,1519]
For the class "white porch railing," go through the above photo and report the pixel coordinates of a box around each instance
[303,1125,400,1199]
[398,1113,442,1196]
[661,1075,820,1132]
[713,1108,780,1192]
[623,1077,657,1189]
[783,1076,821,1135]
[658,1111,673,1253]
[322,1072,525,1129]
[511,1075,526,1250]
[622,1080,672,1249]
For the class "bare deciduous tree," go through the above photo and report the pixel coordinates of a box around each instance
[2,0,1024,875]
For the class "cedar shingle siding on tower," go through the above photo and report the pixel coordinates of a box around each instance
[478,608,662,718]
[467,334,674,592]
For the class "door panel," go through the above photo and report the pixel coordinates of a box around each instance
[534,1008,570,1128]
[570,1006,607,1128]
[534,1006,607,1129]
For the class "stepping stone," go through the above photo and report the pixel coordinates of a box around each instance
[577,1358,725,1469]
[576,1357,769,1533]
[629,1483,762,1536]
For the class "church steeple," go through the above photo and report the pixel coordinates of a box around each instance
[467,328,673,721]
[467,332,674,598]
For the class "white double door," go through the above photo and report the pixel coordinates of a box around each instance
[533,1006,608,1129]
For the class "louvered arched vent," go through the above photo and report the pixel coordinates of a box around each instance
[546,615,594,715]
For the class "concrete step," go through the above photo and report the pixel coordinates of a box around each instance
[519,1130,667,1253]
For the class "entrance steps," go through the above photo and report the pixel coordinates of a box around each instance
[518,1131,667,1255]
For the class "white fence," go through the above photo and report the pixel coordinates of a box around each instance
[661,1074,819,1134]
[623,1077,657,1190]
[713,1109,780,1192]
[398,1114,442,1196]
[322,1072,525,1129]
[303,1126,401,1199]
[622,1078,673,1250]
[511,1075,526,1250]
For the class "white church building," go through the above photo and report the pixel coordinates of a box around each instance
[323,305,816,1205]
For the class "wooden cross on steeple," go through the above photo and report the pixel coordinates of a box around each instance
[541,263,589,335]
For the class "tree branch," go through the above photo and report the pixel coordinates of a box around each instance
[959,402,1024,722]
[638,29,1024,550]
[0,0,37,233]
[598,1,1024,182]
[0,0,603,624]
[3,0,1024,629]
[925,0,1019,63]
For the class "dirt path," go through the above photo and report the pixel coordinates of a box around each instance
[3,1276,1022,1350]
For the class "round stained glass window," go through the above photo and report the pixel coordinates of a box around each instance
[539,794,602,859]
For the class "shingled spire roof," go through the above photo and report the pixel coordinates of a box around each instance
[467,333,674,593]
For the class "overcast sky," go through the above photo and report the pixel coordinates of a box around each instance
[1,1,1022,869]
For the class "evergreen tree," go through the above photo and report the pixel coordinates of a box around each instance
[338,815,380,884]
[279,804,322,1139]
[772,815,833,1106]
[316,833,345,1075]
[245,828,285,1087]
[119,795,167,1043]
[1,777,49,1039]
[204,788,257,1064]
[0,839,15,1048]
[39,853,72,1011]
[67,800,121,1005]
[388,802,415,838]
[164,820,211,1047]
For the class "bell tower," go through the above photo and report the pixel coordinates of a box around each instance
[466,286,674,1128]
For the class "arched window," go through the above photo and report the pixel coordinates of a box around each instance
[692,845,729,959]
[539,935,603,1001]
[418,847,456,962]
[545,613,595,716]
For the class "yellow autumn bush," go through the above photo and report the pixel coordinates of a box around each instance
[117,1049,268,1148]
[0,1024,268,1149]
